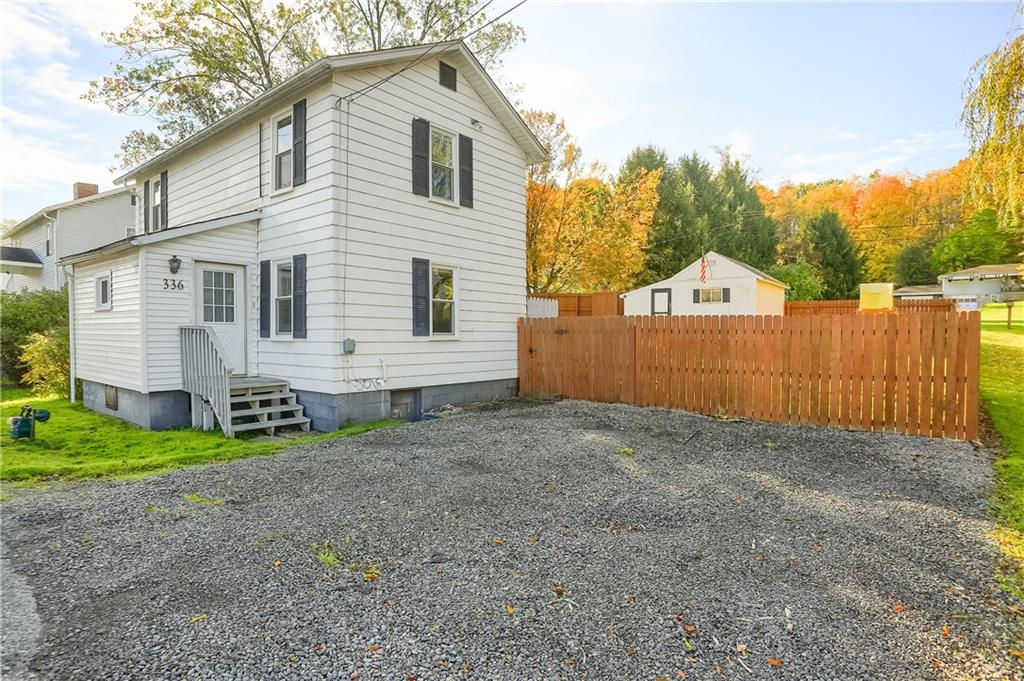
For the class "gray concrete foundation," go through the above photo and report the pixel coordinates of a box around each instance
[82,379,190,430]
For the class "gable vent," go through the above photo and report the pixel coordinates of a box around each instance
[439,61,457,91]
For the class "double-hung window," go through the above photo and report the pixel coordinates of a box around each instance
[151,178,163,231]
[95,273,111,310]
[430,128,455,202]
[431,265,455,334]
[274,115,293,191]
[275,261,293,335]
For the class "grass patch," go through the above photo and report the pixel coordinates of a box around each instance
[978,304,1024,597]
[0,387,401,485]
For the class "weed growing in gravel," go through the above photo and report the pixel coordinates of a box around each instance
[316,543,342,568]
[616,447,636,457]
[184,493,224,506]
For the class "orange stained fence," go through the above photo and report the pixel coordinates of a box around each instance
[517,311,980,440]
[785,299,956,315]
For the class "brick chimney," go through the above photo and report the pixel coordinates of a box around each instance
[73,182,99,200]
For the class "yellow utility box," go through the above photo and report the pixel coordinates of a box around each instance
[859,283,895,312]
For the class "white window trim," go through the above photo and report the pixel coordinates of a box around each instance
[150,176,164,232]
[428,263,459,339]
[271,110,294,196]
[272,258,293,338]
[95,272,112,311]
[428,125,459,207]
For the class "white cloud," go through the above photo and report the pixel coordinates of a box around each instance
[0,134,114,196]
[0,2,75,60]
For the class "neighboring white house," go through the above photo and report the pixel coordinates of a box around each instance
[622,251,788,317]
[893,284,943,300]
[61,41,546,435]
[2,184,135,292]
[938,263,1023,307]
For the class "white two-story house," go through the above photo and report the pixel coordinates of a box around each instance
[61,41,546,435]
[2,184,135,292]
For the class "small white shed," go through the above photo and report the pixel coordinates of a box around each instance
[622,251,788,316]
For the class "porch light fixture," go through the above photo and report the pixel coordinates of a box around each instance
[168,255,182,274]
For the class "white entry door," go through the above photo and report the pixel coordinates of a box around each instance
[195,263,247,375]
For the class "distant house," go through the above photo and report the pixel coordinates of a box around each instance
[2,183,135,292]
[621,251,788,316]
[893,284,943,301]
[939,263,1023,307]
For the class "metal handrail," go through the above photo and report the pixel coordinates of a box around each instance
[180,325,234,437]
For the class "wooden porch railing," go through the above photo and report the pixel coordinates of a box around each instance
[180,325,234,437]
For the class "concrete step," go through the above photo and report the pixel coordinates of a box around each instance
[232,415,311,433]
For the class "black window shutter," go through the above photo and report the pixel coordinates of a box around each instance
[412,258,430,336]
[693,288,700,304]
[459,135,473,208]
[292,99,307,186]
[292,254,307,338]
[722,287,731,303]
[411,118,430,196]
[439,62,457,91]
[259,260,271,338]
[143,180,151,233]
[160,170,168,228]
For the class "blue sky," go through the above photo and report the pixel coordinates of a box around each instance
[0,1,1018,221]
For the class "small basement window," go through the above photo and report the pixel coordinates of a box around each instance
[95,273,112,310]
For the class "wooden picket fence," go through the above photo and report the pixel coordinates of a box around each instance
[785,299,956,315]
[517,311,980,440]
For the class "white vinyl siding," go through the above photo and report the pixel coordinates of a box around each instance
[73,252,143,391]
[142,221,259,391]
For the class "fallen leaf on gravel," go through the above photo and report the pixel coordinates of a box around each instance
[553,585,566,598]
[366,645,382,653]
[893,601,906,613]
[491,537,504,545]
[767,657,783,668]
[735,643,748,654]
[187,614,207,624]
[505,603,515,615]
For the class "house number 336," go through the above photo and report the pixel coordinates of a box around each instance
[163,278,185,290]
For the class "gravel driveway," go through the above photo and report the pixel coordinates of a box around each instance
[2,399,1021,680]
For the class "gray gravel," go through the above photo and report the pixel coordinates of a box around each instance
[2,399,1021,680]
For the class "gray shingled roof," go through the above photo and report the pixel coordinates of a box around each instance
[0,246,42,265]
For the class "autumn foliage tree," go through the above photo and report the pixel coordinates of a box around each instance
[524,112,661,293]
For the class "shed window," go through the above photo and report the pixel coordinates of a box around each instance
[431,265,455,334]
[96,273,112,310]
[430,128,455,201]
[275,261,293,334]
[274,114,293,191]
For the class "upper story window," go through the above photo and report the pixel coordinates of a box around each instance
[151,178,163,231]
[274,114,293,191]
[430,128,455,202]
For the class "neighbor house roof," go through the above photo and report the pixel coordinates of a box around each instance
[940,263,1024,281]
[116,41,547,185]
[893,284,942,297]
[0,246,43,267]
[4,187,132,240]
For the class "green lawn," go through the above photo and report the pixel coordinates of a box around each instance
[978,304,1024,596]
[0,388,401,485]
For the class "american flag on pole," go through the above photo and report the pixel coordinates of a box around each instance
[699,253,709,284]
